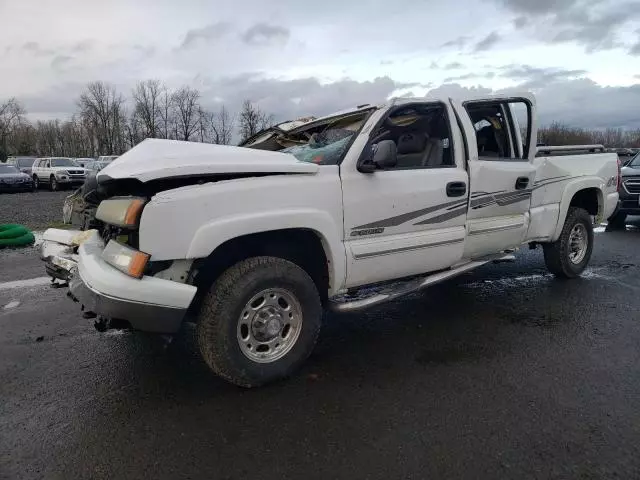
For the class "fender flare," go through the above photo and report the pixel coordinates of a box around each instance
[551,177,604,241]
[186,209,346,295]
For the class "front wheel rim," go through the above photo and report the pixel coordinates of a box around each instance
[568,223,588,264]
[237,288,303,364]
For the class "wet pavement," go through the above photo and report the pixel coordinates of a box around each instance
[2,223,640,479]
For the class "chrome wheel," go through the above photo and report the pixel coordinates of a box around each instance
[237,288,303,364]
[568,223,588,264]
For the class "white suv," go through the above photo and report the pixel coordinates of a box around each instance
[32,157,87,191]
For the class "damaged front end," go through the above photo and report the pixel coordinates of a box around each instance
[41,228,97,283]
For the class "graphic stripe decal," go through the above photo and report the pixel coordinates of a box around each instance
[351,176,572,230]
[414,206,468,225]
[354,198,467,229]
[353,238,464,259]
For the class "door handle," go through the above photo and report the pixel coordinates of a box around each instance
[446,181,467,197]
[515,177,529,190]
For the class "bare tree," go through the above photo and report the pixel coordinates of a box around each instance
[238,100,273,142]
[0,98,26,159]
[212,105,234,145]
[132,79,163,139]
[78,81,125,155]
[172,86,201,141]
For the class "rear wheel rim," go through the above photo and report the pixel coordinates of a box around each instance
[568,223,588,264]
[236,288,303,364]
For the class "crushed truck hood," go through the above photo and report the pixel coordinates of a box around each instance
[97,138,318,183]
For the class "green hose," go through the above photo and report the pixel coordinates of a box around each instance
[0,224,36,247]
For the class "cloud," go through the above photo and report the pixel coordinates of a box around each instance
[19,71,640,133]
[241,23,290,46]
[51,55,73,70]
[513,16,527,28]
[631,40,640,56]
[433,78,640,129]
[444,73,479,82]
[473,31,502,52]
[441,36,470,48]
[497,0,640,54]
[444,72,496,82]
[198,75,399,122]
[179,22,232,49]
[21,42,54,57]
[498,64,587,87]
[71,40,94,53]
[443,62,464,70]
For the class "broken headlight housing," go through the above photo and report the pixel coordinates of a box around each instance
[96,197,147,229]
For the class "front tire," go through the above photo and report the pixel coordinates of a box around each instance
[197,256,322,387]
[50,176,58,191]
[543,207,594,278]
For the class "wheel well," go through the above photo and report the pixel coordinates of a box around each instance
[569,188,600,217]
[190,229,330,312]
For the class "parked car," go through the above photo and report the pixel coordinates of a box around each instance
[41,92,619,387]
[32,157,87,191]
[7,156,38,175]
[615,148,635,157]
[607,150,640,228]
[85,160,112,172]
[0,164,35,192]
[97,155,119,163]
[74,158,95,168]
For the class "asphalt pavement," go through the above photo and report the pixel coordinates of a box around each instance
[1,222,640,479]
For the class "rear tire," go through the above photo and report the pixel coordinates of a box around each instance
[33,175,39,190]
[197,256,322,387]
[543,207,593,278]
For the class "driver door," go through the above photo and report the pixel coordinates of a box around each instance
[340,101,469,288]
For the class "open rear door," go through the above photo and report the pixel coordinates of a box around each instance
[450,94,538,258]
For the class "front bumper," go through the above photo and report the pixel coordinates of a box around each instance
[614,187,640,215]
[42,229,197,333]
[0,181,33,191]
[57,176,86,185]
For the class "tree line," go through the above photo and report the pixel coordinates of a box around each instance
[2,83,640,160]
[537,122,640,148]
[0,80,274,160]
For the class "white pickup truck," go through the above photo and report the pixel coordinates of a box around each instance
[41,93,619,387]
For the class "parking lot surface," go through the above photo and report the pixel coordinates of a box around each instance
[1,211,640,479]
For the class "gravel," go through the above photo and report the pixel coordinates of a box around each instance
[0,190,70,230]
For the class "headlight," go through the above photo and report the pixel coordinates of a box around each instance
[102,240,150,279]
[96,197,147,228]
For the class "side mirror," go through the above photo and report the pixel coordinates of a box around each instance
[359,140,397,173]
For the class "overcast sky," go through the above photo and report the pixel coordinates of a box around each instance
[1,0,639,128]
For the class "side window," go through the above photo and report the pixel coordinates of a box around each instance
[370,103,455,170]
[465,100,530,161]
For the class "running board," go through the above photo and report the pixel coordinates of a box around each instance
[328,254,510,313]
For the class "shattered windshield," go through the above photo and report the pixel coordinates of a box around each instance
[278,111,372,165]
[281,129,355,165]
